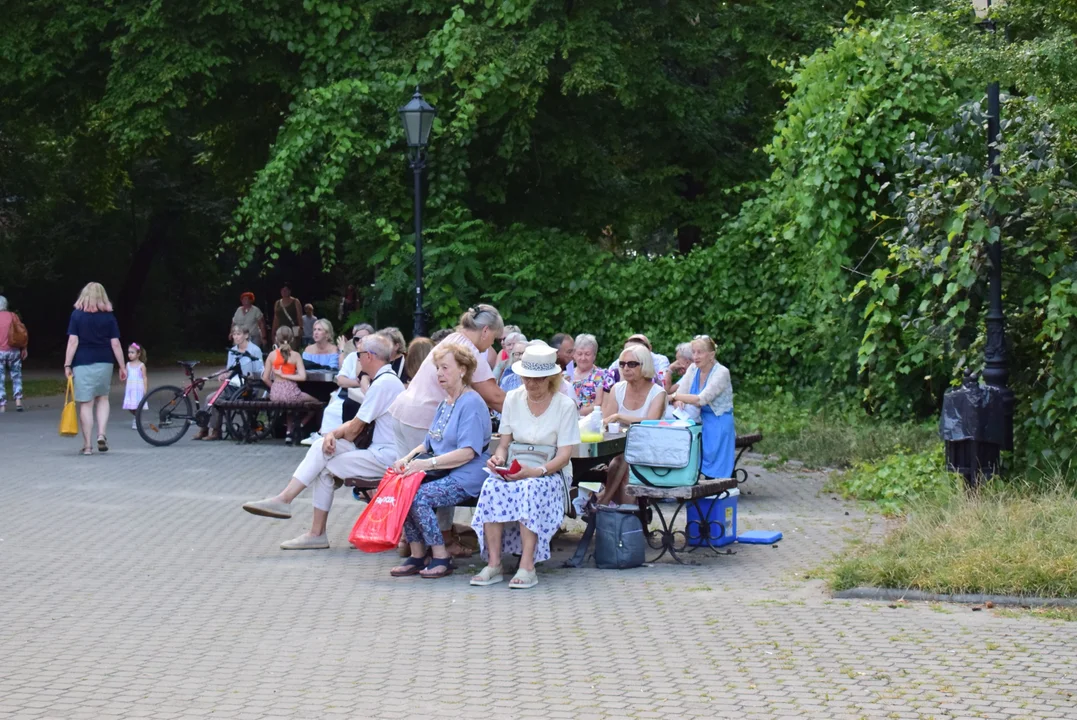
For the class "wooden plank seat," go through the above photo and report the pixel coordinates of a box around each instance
[334,475,478,507]
[211,399,325,444]
[212,399,325,412]
[625,477,739,565]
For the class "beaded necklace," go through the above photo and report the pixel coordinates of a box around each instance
[430,388,465,441]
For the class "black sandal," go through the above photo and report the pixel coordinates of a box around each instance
[390,556,427,577]
[97,436,109,453]
[420,557,455,579]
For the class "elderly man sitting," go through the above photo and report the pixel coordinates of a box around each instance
[242,333,404,549]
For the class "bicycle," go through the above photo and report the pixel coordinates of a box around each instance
[135,351,270,447]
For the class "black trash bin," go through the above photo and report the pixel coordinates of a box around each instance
[940,371,1010,487]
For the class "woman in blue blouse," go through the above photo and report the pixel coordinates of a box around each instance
[301,318,341,371]
[669,335,735,479]
[389,343,492,579]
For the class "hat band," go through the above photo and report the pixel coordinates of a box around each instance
[522,360,558,373]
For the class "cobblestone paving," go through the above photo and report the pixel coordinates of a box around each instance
[2,390,1076,719]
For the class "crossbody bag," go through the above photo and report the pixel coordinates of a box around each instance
[507,441,573,516]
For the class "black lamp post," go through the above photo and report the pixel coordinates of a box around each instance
[398,87,437,339]
[941,1,1013,487]
[976,0,1014,455]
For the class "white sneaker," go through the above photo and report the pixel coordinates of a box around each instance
[300,432,320,446]
[131,419,138,430]
[280,533,329,550]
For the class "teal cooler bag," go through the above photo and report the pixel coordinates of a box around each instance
[625,421,702,488]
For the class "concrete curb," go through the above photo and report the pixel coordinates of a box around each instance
[833,586,1077,608]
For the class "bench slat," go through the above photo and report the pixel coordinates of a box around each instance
[625,477,738,500]
[214,400,325,411]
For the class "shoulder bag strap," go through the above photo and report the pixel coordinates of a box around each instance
[562,512,598,568]
[630,465,658,487]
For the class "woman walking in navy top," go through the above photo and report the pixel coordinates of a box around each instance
[64,283,127,455]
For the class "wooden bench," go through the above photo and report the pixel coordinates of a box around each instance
[211,399,325,443]
[734,432,763,483]
[625,477,740,564]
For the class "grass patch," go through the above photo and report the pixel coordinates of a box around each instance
[833,481,1077,597]
[995,607,1077,622]
[735,391,938,468]
[8,378,67,398]
[826,446,959,515]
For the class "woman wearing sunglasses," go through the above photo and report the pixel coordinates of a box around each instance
[669,335,734,480]
[595,344,667,507]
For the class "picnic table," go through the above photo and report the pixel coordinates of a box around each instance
[298,370,339,404]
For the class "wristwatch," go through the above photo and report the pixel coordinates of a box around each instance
[430,456,438,469]
[539,465,548,477]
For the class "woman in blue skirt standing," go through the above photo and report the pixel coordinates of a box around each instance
[669,335,734,479]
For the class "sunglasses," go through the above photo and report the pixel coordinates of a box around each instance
[618,360,642,369]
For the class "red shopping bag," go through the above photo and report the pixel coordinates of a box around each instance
[348,469,425,553]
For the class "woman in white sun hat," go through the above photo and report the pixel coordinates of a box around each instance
[470,342,581,589]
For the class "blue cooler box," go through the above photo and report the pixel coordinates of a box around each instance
[686,488,738,547]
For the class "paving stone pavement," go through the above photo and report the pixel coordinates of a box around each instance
[2,391,1076,720]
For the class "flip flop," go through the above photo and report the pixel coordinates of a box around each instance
[509,568,538,589]
[390,556,427,577]
[419,557,455,579]
[97,436,109,453]
[79,447,93,456]
[470,565,504,587]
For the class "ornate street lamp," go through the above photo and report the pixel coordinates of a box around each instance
[974,0,1014,455]
[942,0,1013,487]
[398,87,437,338]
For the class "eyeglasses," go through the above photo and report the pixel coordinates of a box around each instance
[356,350,369,358]
[618,360,641,369]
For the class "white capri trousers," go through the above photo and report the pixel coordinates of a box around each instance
[394,420,455,532]
[293,437,394,513]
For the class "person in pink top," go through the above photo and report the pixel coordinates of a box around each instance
[0,295,28,412]
[388,304,507,545]
[389,304,506,456]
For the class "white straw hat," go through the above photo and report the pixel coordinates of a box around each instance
[512,342,562,378]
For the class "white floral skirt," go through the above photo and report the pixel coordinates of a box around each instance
[471,474,565,563]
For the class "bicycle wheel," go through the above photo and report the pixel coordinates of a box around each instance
[136,386,193,446]
[226,408,272,443]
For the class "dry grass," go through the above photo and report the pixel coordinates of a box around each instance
[833,481,1077,598]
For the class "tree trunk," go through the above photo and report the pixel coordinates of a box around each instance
[677,173,706,254]
[116,210,176,338]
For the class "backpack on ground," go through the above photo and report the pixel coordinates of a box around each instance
[625,420,702,488]
[563,506,646,570]
[595,507,646,569]
[7,313,27,349]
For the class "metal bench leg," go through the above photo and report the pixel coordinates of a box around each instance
[644,500,691,565]
[684,498,732,558]
[733,444,753,484]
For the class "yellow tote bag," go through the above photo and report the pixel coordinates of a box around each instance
[60,377,78,436]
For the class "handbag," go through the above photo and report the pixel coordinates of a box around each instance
[338,373,383,446]
[348,469,425,552]
[7,313,28,349]
[507,441,572,516]
[564,506,646,570]
[413,452,450,481]
[59,377,78,436]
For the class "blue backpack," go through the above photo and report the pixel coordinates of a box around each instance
[625,420,702,488]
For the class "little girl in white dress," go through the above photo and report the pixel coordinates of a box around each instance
[123,343,149,429]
